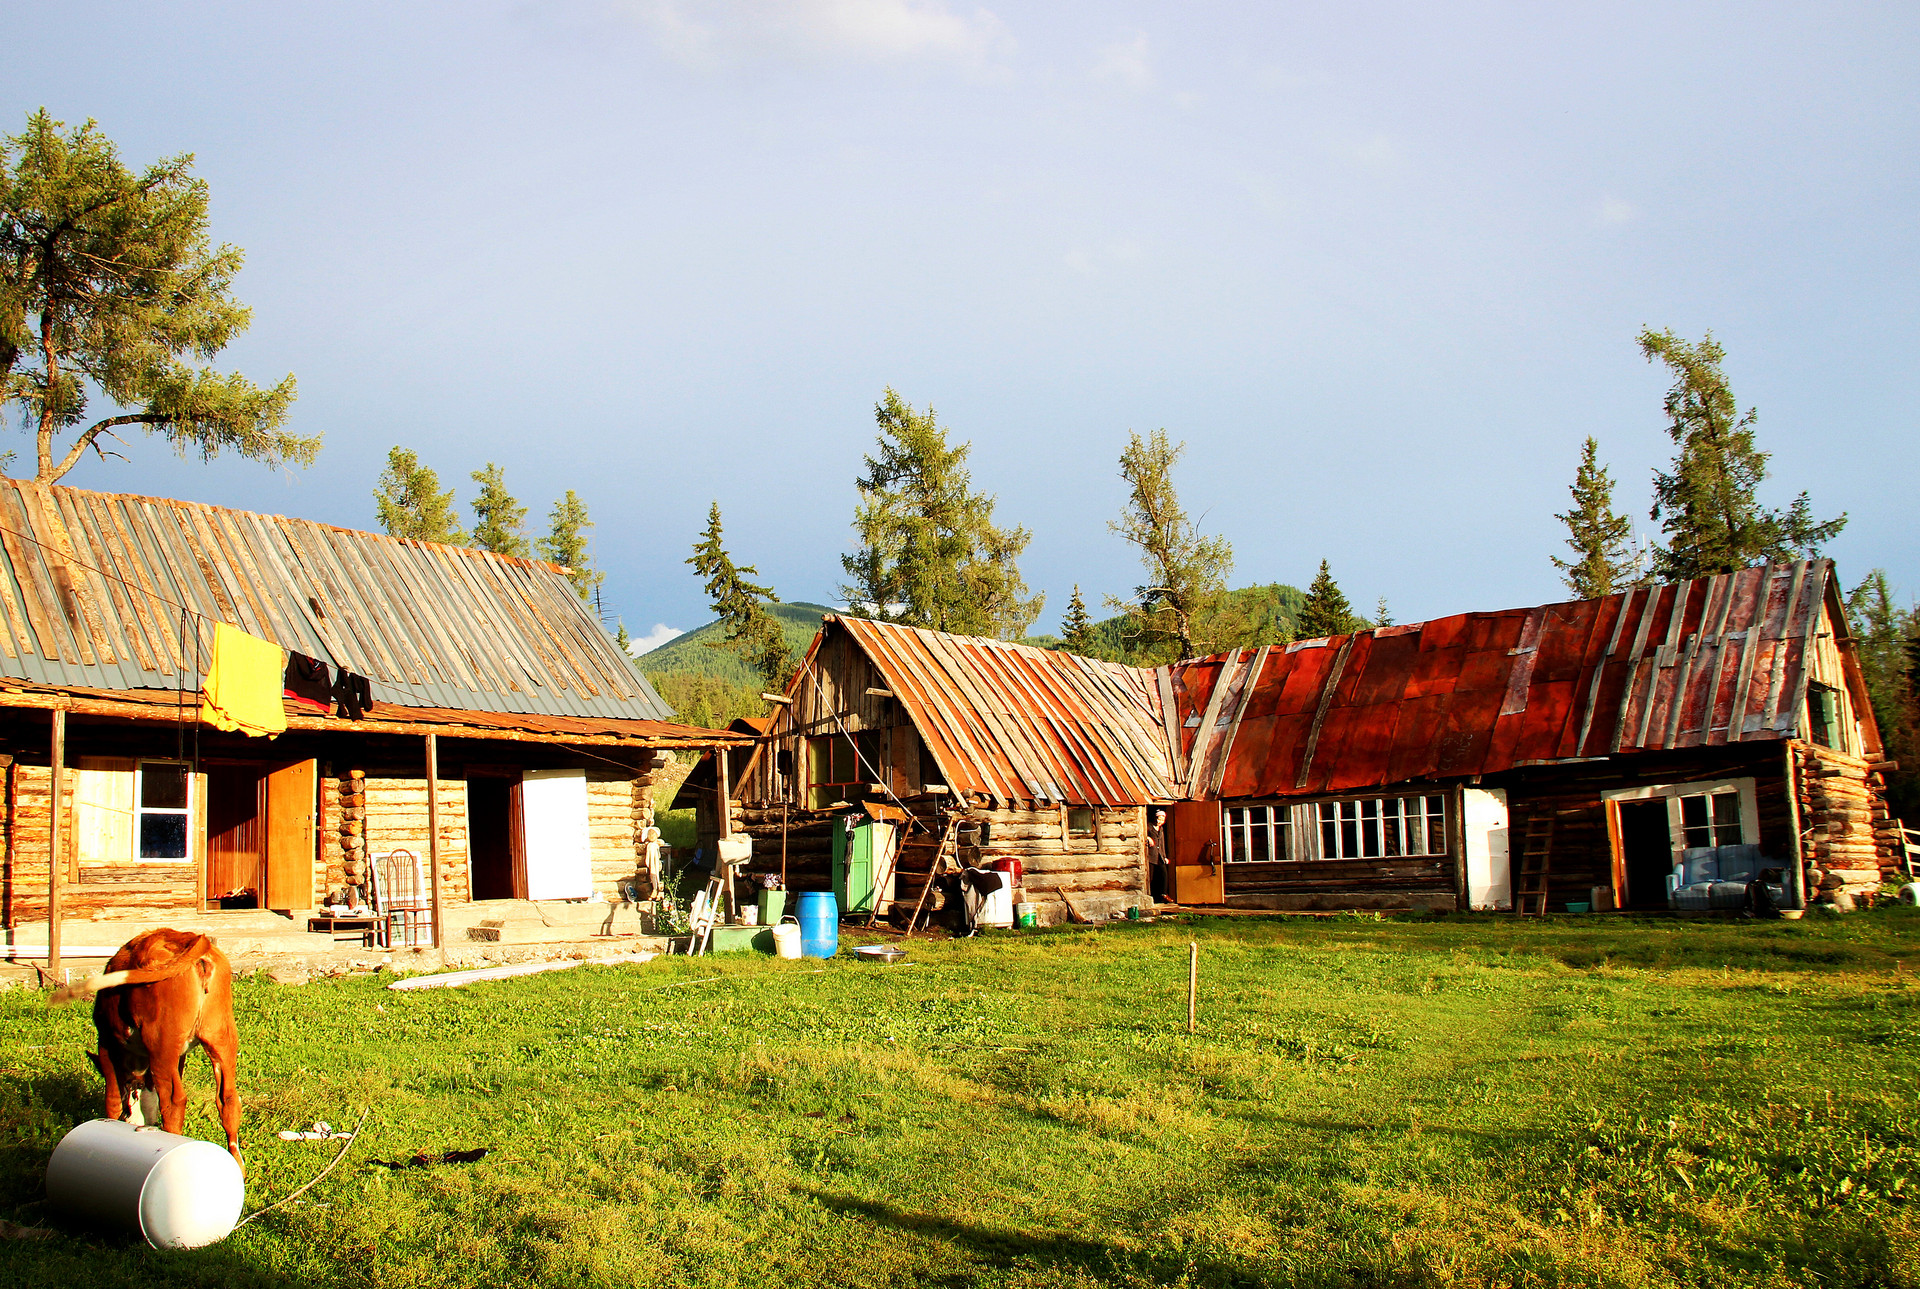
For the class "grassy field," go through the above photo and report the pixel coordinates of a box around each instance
[2,909,1917,1288]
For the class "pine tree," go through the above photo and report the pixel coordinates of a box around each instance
[1640,329,1846,580]
[1108,429,1234,661]
[1060,585,1096,655]
[1373,596,1393,628]
[1,110,310,483]
[1847,571,1920,822]
[468,462,529,557]
[1551,437,1639,598]
[839,389,1043,640]
[373,446,465,543]
[538,490,603,601]
[689,502,793,691]
[1297,560,1357,639]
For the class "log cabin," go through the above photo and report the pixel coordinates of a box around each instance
[713,560,1897,920]
[0,480,751,957]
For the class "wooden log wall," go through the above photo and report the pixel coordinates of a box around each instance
[363,776,470,903]
[4,760,199,924]
[1225,855,1457,911]
[1796,742,1899,901]
[1502,745,1791,912]
[588,772,642,895]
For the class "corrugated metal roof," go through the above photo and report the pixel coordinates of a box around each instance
[0,480,674,721]
[803,561,1853,808]
[1177,559,1848,799]
[828,615,1176,806]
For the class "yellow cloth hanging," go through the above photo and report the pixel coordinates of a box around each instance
[198,623,287,738]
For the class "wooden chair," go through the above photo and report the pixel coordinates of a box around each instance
[372,849,431,948]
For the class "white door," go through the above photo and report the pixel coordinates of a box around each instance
[521,769,591,900]
[1462,787,1511,910]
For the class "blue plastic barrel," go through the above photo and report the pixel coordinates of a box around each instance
[796,891,839,959]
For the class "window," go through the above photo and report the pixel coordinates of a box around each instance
[1224,804,1290,862]
[1807,683,1841,749]
[1066,807,1095,839]
[808,732,878,809]
[1316,794,1447,860]
[137,761,191,860]
[1677,789,1742,849]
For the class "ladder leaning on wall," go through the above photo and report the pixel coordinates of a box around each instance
[1513,815,1554,916]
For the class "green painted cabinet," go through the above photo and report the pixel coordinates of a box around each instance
[832,817,896,913]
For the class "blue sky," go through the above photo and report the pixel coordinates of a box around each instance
[7,2,1916,650]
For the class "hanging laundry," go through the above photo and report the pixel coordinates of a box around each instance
[332,670,374,721]
[283,653,333,712]
[199,624,287,738]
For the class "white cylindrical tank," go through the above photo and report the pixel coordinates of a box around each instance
[46,1119,245,1249]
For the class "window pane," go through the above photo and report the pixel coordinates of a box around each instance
[1711,792,1741,841]
[1428,800,1447,853]
[140,812,188,860]
[1403,804,1424,856]
[141,764,188,810]
[1360,799,1381,858]
[1680,794,1710,848]
[1382,798,1402,856]
[1250,818,1271,862]
[1276,818,1292,860]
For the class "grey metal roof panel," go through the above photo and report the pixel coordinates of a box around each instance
[0,480,673,722]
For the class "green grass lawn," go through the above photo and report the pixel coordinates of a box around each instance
[3,909,1918,1288]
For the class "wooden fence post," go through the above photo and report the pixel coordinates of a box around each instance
[426,733,444,951]
[48,708,65,977]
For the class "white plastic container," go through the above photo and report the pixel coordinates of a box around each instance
[46,1119,245,1249]
[772,921,803,960]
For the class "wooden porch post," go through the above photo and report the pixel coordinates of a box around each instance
[426,733,445,950]
[716,747,732,839]
[47,708,65,976]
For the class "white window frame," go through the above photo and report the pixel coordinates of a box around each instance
[135,759,193,862]
[1314,793,1448,860]
[1222,803,1293,862]
[1601,776,1759,867]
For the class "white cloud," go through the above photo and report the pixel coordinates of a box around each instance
[1598,196,1638,225]
[624,0,1011,67]
[629,623,687,655]
[1090,33,1153,91]
[1064,237,1143,276]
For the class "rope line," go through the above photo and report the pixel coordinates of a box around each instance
[232,1105,371,1231]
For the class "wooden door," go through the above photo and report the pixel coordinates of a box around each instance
[1168,799,1225,905]
[1603,799,1627,910]
[264,759,317,911]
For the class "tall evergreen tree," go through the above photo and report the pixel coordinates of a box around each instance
[539,489,603,601]
[839,389,1042,639]
[374,446,464,543]
[1108,429,1234,661]
[1,110,309,483]
[1060,585,1096,655]
[1297,560,1357,639]
[468,462,529,557]
[1551,437,1639,598]
[1846,570,1920,821]
[1639,328,1846,580]
[1373,596,1393,628]
[689,502,793,690]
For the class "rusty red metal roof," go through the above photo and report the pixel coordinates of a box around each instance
[1175,559,1857,799]
[790,561,1859,809]
[829,615,1175,807]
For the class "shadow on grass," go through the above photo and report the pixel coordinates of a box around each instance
[804,1186,1277,1288]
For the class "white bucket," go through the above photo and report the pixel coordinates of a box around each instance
[772,920,803,960]
[46,1119,245,1249]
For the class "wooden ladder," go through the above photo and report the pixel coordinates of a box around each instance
[1514,815,1553,916]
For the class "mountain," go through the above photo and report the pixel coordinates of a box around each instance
[636,601,832,685]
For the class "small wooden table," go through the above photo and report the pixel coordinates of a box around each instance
[308,914,380,946]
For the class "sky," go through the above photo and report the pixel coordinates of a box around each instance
[6,1,1917,652]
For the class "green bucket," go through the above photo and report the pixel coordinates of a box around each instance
[760,891,787,925]
[1016,902,1037,928]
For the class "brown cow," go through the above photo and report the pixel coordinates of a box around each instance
[51,928,243,1164]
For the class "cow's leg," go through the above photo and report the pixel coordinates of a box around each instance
[147,1034,192,1137]
[98,1046,127,1122]
[198,1031,243,1165]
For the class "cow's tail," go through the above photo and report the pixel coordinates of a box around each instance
[47,935,217,1006]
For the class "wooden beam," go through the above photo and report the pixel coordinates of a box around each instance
[48,707,64,975]
[426,732,445,952]
[760,693,793,705]
[717,746,732,840]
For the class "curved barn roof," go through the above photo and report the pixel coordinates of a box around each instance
[798,561,1859,807]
